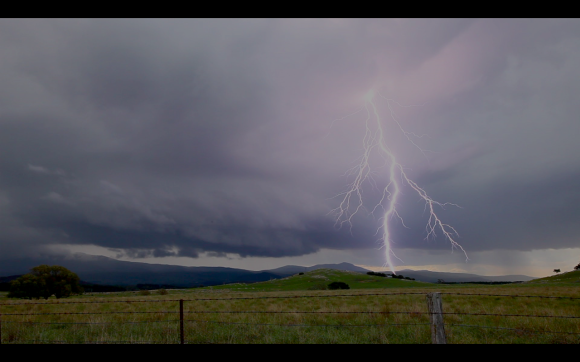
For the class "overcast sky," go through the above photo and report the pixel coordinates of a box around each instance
[1,19,579,277]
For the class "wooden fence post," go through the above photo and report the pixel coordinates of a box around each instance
[180,299,184,344]
[426,292,447,344]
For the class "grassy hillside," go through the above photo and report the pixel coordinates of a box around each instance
[525,270,580,285]
[202,268,579,293]
[203,268,433,292]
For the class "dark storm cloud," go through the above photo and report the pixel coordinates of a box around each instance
[1,19,580,262]
[378,168,580,253]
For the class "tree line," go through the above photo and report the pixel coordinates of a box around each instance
[366,271,415,280]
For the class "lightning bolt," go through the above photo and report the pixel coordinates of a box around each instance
[330,90,468,274]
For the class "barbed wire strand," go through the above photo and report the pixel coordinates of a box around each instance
[184,319,431,328]
[0,292,429,306]
[447,324,580,336]
[2,340,163,344]
[1,311,178,316]
[183,310,422,315]
[441,293,580,300]
[3,310,578,319]
[183,311,580,319]
[0,319,179,325]
[440,312,580,319]
[3,292,580,307]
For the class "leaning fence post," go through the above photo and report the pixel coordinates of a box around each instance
[426,292,447,344]
[179,299,184,344]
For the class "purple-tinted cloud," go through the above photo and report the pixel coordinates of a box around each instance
[1,19,579,266]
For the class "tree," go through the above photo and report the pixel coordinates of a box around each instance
[8,265,83,300]
[7,274,46,300]
[367,271,386,277]
[574,263,580,271]
[554,269,561,274]
[327,281,350,290]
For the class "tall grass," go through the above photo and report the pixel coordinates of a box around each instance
[1,285,579,344]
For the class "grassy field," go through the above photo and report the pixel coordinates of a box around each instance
[526,270,580,285]
[1,269,579,344]
[201,268,434,292]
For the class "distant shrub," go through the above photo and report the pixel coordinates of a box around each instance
[139,290,151,296]
[574,263,580,271]
[157,289,168,295]
[327,282,350,290]
[299,273,304,275]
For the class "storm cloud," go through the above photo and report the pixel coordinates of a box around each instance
[1,19,580,269]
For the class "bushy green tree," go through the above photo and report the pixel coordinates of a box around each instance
[8,265,83,300]
[7,274,46,299]
[327,281,350,290]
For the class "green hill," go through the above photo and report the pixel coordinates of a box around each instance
[202,268,433,292]
[525,270,580,285]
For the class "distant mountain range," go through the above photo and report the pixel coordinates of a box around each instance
[387,270,534,283]
[265,262,369,275]
[263,265,534,283]
[0,253,536,287]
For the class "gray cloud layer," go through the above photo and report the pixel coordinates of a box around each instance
[1,19,580,262]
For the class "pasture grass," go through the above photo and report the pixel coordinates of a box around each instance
[525,270,580,286]
[1,269,579,344]
[202,268,433,292]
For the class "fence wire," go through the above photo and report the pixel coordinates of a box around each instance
[1,319,179,325]
[0,292,428,306]
[2,311,178,316]
[185,319,431,328]
[447,324,580,336]
[2,309,578,319]
[3,339,161,344]
[441,292,580,300]
[3,291,580,307]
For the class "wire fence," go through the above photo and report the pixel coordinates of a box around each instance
[1,291,579,344]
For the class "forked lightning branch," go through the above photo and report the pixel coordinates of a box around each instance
[330,90,468,274]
